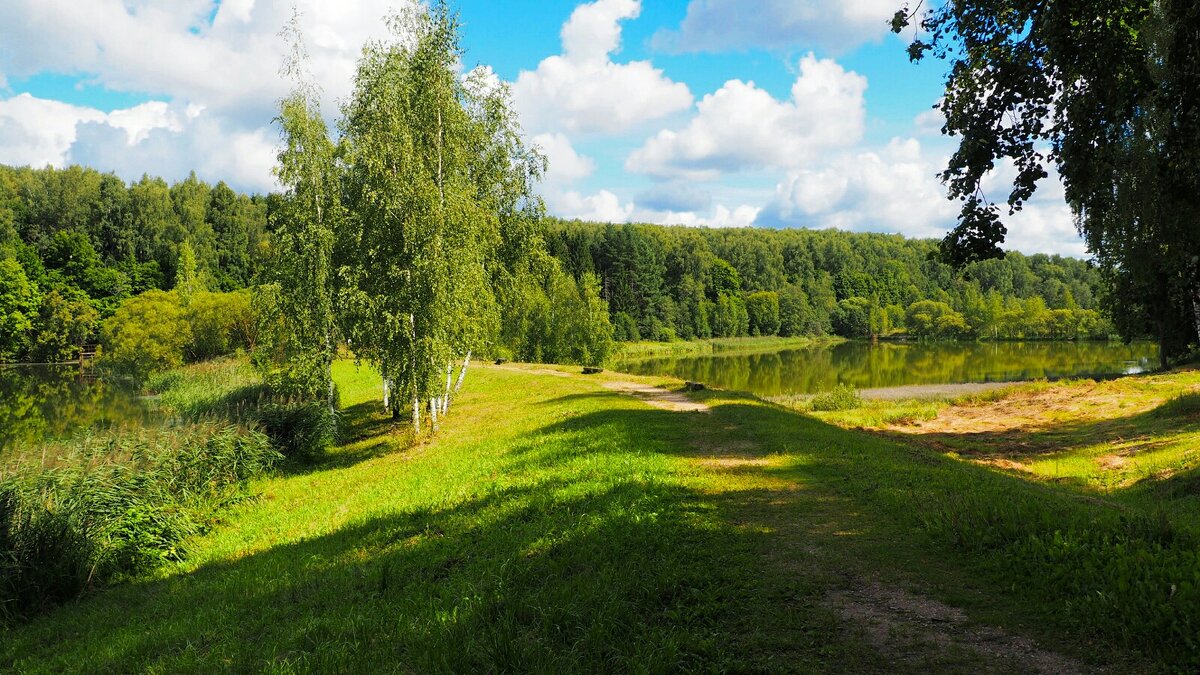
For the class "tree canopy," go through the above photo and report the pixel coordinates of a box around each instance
[892,0,1200,363]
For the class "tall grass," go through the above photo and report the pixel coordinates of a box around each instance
[0,423,280,623]
[149,357,337,462]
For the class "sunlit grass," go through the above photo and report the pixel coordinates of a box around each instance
[5,361,1200,670]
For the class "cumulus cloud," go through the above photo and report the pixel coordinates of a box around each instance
[757,136,1087,256]
[0,0,416,191]
[757,137,954,236]
[653,0,897,54]
[0,94,106,167]
[0,0,405,128]
[512,0,693,135]
[635,203,760,229]
[0,92,277,191]
[627,55,866,180]
[532,132,596,186]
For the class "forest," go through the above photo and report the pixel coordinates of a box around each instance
[0,163,1114,369]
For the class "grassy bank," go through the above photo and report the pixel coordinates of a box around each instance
[615,335,843,361]
[0,358,330,624]
[3,362,1200,669]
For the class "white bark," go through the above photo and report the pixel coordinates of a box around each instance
[412,398,420,435]
[430,397,440,432]
[382,377,390,411]
[442,362,453,415]
[454,351,471,393]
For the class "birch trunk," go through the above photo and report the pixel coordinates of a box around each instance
[430,397,440,432]
[442,362,453,415]
[382,377,390,411]
[454,351,471,393]
[412,398,421,435]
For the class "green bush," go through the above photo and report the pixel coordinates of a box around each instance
[810,384,862,412]
[100,290,191,381]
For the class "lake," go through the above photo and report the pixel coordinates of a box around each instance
[0,364,156,457]
[615,340,1160,397]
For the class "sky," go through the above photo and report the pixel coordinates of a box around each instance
[0,0,1087,257]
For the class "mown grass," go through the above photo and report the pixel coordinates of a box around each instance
[615,335,842,360]
[4,362,1200,669]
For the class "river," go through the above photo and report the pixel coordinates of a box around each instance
[614,340,1159,397]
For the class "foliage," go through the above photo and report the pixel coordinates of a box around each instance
[893,0,1200,364]
[100,290,191,381]
[258,20,340,403]
[546,221,1114,344]
[334,4,547,420]
[0,164,269,363]
[0,257,40,360]
[809,384,862,412]
[100,289,256,381]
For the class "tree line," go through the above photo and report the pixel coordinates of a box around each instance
[0,163,267,363]
[544,219,1114,343]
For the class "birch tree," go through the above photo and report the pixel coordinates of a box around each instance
[337,3,541,430]
[259,15,339,404]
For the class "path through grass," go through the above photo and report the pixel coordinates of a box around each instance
[4,361,1196,671]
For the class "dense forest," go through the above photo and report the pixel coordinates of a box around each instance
[0,162,1115,365]
[545,219,1111,343]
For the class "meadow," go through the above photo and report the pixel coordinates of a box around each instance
[4,358,1200,670]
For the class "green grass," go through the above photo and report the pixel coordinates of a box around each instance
[4,361,1200,670]
[615,335,842,360]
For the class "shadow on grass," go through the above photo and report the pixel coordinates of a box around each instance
[6,381,1196,671]
[0,459,857,672]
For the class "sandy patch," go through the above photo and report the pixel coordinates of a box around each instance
[601,381,711,413]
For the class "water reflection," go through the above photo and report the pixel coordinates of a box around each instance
[616,341,1160,396]
[0,365,155,455]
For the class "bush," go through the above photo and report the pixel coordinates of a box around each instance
[810,384,862,412]
[100,290,191,381]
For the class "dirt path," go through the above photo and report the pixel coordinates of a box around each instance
[601,381,711,412]
[827,581,1085,673]
[859,381,1019,401]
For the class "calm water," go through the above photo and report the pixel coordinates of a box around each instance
[0,365,155,455]
[616,341,1160,397]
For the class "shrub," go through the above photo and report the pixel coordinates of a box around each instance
[810,384,862,412]
[100,290,191,381]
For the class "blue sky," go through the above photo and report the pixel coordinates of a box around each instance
[0,0,1085,256]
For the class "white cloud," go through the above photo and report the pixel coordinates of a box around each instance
[653,0,897,54]
[0,1,407,128]
[757,136,1088,256]
[512,0,693,135]
[0,92,277,192]
[0,94,106,167]
[627,55,866,180]
[533,132,596,186]
[551,188,635,223]
[635,203,760,229]
[757,137,953,237]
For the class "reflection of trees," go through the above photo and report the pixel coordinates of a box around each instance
[618,341,1159,395]
[0,366,153,456]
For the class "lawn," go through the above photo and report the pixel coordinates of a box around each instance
[4,361,1199,671]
